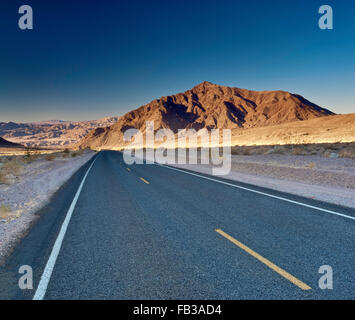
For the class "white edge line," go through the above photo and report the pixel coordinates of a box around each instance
[156,163,355,221]
[33,153,100,300]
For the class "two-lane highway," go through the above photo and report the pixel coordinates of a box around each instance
[0,151,354,299]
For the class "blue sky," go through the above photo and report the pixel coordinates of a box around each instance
[0,0,354,122]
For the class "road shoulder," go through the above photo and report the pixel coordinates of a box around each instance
[169,154,355,210]
[0,150,96,263]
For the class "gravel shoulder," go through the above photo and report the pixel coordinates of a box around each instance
[170,154,355,209]
[0,151,95,262]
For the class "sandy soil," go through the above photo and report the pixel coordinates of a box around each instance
[170,154,355,209]
[230,113,355,145]
[0,151,95,262]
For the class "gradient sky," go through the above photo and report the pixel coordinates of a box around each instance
[0,0,354,122]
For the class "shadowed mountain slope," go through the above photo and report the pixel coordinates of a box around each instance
[0,137,23,148]
[77,82,334,149]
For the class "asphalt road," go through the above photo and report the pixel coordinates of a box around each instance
[0,150,354,299]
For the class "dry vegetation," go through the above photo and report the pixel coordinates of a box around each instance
[45,153,57,161]
[0,146,88,185]
[0,158,24,184]
[2,159,24,175]
[0,171,9,184]
[338,148,355,159]
[230,142,355,159]
[71,149,84,157]
[0,204,11,221]
[24,145,41,163]
[43,149,84,160]
[62,148,71,158]
[306,162,316,169]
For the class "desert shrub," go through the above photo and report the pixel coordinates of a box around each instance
[2,159,23,176]
[232,143,355,157]
[250,146,270,155]
[307,146,320,155]
[61,148,70,158]
[0,171,9,184]
[339,148,355,159]
[62,152,70,158]
[263,145,287,155]
[290,147,302,155]
[291,147,309,156]
[0,204,11,220]
[231,146,253,155]
[25,146,31,157]
[24,145,41,163]
[322,150,339,158]
[231,146,242,155]
[24,146,32,162]
[240,148,252,155]
[45,153,56,161]
[70,149,84,157]
[273,146,287,154]
[307,162,316,169]
[328,143,343,151]
[233,145,289,155]
[317,147,325,156]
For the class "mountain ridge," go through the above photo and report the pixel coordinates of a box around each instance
[77,82,334,149]
[0,117,119,148]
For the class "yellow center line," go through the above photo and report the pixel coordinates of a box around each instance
[215,229,311,290]
[126,168,131,172]
[140,177,150,184]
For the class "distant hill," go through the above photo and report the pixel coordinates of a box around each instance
[0,137,23,148]
[0,117,119,148]
[77,81,334,149]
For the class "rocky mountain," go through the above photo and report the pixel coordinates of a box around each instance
[0,117,118,148]
[77,81,334,149]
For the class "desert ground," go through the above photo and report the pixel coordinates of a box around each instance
[229,113,355,146]
[0,149,95,262]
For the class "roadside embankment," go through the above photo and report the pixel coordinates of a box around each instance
[0,150,95,262]
[170,154,355,209]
